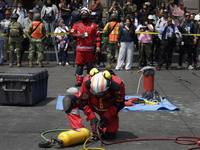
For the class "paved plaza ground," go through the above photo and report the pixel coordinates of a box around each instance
[0,62,200,150]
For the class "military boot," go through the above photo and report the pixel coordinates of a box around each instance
[39,61,44,67]
[9,60,13,67]
[106,61,111,69]
[29,61,33,67]
[17,61,21,67]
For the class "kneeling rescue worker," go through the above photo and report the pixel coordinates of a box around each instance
[63,68,125,139]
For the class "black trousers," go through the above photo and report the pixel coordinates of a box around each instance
[20,38,30,62]
[158,40,175,68]
[179,40,194,66]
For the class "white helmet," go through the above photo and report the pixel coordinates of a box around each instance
[80,7,90,14]
[90,72,110,96]
[66,87,78,95]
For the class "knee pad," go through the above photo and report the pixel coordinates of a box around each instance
[76,65,84,75]
[86,63,94,73]
[63,95,78,114]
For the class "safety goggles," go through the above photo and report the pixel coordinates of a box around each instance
[90,88,108,96]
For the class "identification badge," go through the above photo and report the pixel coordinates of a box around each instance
[84,32,88,37]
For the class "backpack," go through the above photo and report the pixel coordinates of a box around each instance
[61,4,71,18]
[71,6,80,18]
[14,8,26,18]
[9,22,21,37]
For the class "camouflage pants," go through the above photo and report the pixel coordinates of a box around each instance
[9,37,21,61]
[138,43,152,65]
[28,42,44,61]
[107,42,119,61]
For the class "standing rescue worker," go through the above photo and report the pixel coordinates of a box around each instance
[63,68,125,139]
[103,13,122,69]
[70,7,101,87]
[7,13,23,67]
[27,13,46,67]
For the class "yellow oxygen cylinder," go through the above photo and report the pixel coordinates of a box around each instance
[57,128,90,147]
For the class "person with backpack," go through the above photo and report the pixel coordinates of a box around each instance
[41,0,58,36]
[103,13,122,69]
[27,13,46,67]
[157,17,180,70]
[7,13,23,67]
[69,0,82,27]
[12,1,27,24]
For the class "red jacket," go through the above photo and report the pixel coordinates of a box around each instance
[79,75,125,122]
[70,21,101,51]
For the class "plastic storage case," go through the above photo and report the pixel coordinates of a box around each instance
[0,68,48,105]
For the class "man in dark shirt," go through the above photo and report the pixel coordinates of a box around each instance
[177,12,197,70]
[90,0,104,20]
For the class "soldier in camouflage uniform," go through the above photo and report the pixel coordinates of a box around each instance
[27,13,46,67]
[103,13,122,69]
[123,1,137,20]
[7,13,23,67]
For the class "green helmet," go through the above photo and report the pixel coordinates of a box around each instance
[11,13,19,20]
[110,13,118,21]
[33,13,41,21]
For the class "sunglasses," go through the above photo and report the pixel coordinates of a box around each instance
[185,15,190,17]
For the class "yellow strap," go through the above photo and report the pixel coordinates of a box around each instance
[1,31,200,36]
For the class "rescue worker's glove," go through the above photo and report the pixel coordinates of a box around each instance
[90,118,99,133]
[98,116,108,129]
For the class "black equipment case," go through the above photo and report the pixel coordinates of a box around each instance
[0,68,48,105]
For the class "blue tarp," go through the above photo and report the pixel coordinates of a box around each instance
[123,96,180,111]
[56,95,180,111]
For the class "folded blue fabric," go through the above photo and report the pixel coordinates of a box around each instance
[56,96,65,110]
[123,95,180,111]
[56,95,180,111]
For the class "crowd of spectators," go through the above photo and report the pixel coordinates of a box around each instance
[0,0,200,70]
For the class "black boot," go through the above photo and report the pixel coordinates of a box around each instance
[75,83,82,87]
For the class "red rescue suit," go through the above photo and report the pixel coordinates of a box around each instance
[79,75,125,135]
[70,21,101,84]
[70,21,100,53]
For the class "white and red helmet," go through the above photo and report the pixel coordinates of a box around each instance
[80,7,90,14]
[90,71,111,96]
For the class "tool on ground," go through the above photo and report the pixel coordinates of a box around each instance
[39,126,200,150]
[39,128,90,148]
[125,97,158,106]
[137,66,163,102]
[138,66,156,99]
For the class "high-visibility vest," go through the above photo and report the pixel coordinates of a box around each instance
[31,21,43,38]
[108,21,121,42]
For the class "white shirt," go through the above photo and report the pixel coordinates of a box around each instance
[134,17,138,28]
[54,26,69,40]
[13,8,28,24]
[46,7,53,15]
[2,18,11,30]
